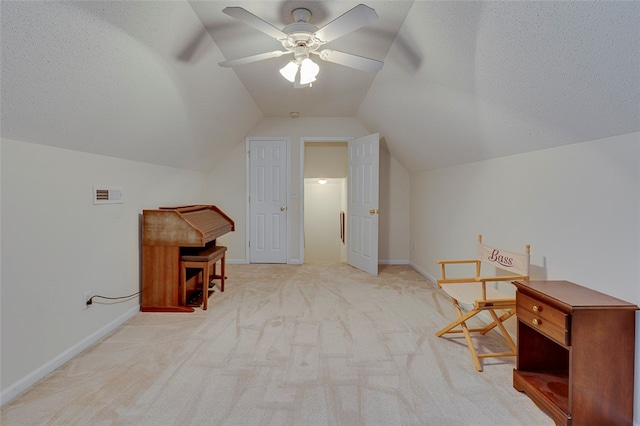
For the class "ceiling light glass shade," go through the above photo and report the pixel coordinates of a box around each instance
[279,61,299,82]
[318,178,327,185]
[299,58,319,85]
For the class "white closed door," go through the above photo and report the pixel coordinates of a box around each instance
[249,138,288,263]
[347,133,379,276]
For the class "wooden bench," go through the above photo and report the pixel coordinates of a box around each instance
[180,245,227,310]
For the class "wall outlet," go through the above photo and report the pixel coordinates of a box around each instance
[82,291,94,310]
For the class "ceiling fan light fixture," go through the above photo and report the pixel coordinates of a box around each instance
[279,61,299,82]
[299,58,319,85]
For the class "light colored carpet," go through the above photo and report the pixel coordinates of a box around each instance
[1,263,552,425]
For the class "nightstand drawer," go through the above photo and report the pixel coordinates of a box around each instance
[517,291,570,345]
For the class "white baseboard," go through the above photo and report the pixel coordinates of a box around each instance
[227,259,304,265]
[379,259,410,265]
[1,306,139,406]
[230,259,412,266]
[409,261,438,286]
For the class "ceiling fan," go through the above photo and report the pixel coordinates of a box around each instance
[218,4,384,86]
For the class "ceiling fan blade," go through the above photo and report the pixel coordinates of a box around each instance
[314,4,378,43]
[318,49,383,73]
[223,7,287,40]
[219,51,290,68]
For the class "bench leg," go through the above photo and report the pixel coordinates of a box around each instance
[210,256,226,292]
[202,263,209,310]
[180,262,187,306]
[220,253,225,292]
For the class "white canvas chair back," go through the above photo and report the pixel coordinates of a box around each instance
[477,239,530,278]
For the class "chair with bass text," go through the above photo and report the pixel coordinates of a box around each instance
[435,235,530,371]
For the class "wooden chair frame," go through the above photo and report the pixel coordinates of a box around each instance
[436,235,530,371]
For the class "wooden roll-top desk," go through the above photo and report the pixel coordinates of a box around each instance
[141,205,234,312]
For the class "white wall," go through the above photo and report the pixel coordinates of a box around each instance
[380,141,411,264]
[0,139,208,403]
[304,142,348,178]
[205,140,247,261]
[408,132,640,420]
[208,117,411,265]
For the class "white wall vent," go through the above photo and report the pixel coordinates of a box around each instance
[93,186,123,204]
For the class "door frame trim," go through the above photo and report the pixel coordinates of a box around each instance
[246,136,291,264]
[299,136,352,265]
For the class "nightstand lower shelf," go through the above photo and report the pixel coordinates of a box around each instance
[513,369,569,424]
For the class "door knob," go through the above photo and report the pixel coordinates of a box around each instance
[369,209,375,215]
[280,206,286,211]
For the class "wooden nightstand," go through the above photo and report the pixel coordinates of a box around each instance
[512,280,638,425]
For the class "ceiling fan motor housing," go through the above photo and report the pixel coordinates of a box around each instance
[282,25,322,50]
[281,8,323,53]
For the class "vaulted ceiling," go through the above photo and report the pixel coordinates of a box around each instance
[2,1,638,173]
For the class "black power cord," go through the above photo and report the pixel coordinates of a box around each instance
[86,291,141,306]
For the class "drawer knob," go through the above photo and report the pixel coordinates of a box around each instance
[532,305,542,312]
[532,318,541,326]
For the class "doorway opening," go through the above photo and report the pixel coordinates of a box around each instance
[304,177,347,263]
[301,139,348,264]
[300,133,380,274]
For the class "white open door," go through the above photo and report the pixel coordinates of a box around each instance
[249,138,288,263]
[347,133,379,275]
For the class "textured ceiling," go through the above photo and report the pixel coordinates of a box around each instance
[0,0,262,171]
[357,1,640,171]
[1,1,638,173]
